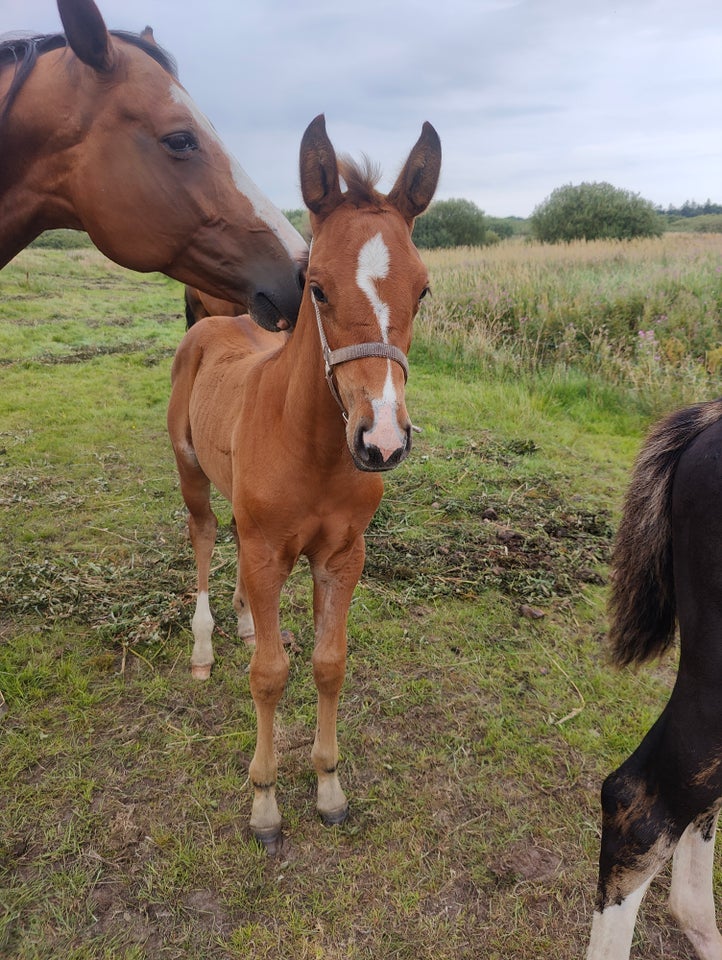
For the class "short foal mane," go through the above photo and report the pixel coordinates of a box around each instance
[0,30,177,127]
[337,155,384,208]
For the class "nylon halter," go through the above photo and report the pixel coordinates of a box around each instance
[309,273,410,422]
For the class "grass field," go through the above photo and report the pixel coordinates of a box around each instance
[1,236,721,959]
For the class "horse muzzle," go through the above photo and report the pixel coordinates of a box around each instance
[249,257,307,332]
[349,411,412,472]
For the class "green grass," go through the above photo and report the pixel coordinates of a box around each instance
[419,233,722,418]
[1,243,716,958]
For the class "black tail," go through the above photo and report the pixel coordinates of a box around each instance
[610,398,722,666]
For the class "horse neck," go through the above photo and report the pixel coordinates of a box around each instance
[275,299,349,458]
[0,52,87,265]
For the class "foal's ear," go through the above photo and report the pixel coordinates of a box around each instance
[387,122,441,226]
[300,115,344,221]
[58,0,114,73]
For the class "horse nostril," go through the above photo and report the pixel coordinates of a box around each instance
[354,424,370,463]
[354,426,411,472]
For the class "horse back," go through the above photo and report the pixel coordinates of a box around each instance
[168,315,284,498]
[671,412,722,672]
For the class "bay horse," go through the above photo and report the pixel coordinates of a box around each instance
[184,286,243,329]
[167,114,440,847]
[588,397,722,959]
[0,0,306,331]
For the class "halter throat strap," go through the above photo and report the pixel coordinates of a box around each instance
[310,289,409,419]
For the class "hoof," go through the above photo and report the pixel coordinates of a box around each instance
[320,803,349,827]
[190,662,212,681]
[252,825,284,855]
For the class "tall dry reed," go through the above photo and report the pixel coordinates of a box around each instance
[416,233,722,408]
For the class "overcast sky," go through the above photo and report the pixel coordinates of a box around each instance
[4,0,721,217]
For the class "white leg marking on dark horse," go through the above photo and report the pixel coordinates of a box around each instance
[669,816,722,960]
[190,589,215,679]
[586,880,651,960]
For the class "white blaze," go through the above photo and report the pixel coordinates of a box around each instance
[356,232,390,341]
[356,232,405,461]
[169,83,306,260]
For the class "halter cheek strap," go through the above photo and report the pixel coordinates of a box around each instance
[310,289,409,421]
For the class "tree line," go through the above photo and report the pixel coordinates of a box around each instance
[657,199,722,218]
[283,185,722,250]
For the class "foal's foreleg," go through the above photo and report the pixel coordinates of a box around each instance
[241,543,291,847]
[669,808,722,960]
[310,539,365,826]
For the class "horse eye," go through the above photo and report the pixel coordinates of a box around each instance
[419,286,431,302]
[310,284,327,304]
[162,132,199,156]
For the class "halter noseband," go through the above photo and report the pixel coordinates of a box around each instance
[310,288,410,421]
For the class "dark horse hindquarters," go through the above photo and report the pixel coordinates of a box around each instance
[588,398,722,960]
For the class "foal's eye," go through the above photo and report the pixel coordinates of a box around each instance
[419,286,431,302]
[161,132,199,156]
[310,284,327,304]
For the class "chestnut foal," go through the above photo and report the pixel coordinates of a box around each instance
[168,115,440,846]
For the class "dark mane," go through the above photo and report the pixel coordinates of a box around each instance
[338,155,384,207]
[0,30,177,127]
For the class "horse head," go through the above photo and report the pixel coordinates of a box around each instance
[0,0,306,330]
[300,114,441,470]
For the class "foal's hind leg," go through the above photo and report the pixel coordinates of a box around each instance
[175,457,218,679]
[188,500,218,679]
[587,729,680,960]
[669,807,722,960]
[230,516,255,645]
[587,878,655,960]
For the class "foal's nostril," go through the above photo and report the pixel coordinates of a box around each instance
[353,424,370,464]
[353,423,411,473]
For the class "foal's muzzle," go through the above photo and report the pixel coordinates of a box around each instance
[351,421,412,472]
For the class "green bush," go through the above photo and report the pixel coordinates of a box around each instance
[665,213,722,233]
[283,208,311,241]
[530,182,663,243]
[486,216,529,238]
[413,198,487,249]
[29,230,93,249]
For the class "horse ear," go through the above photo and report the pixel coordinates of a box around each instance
[57,0,114,73]
[300,115,344,222]
[387,122,441,226]
[141,26,157,46]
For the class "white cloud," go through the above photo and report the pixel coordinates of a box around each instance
[3,0,721,215]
